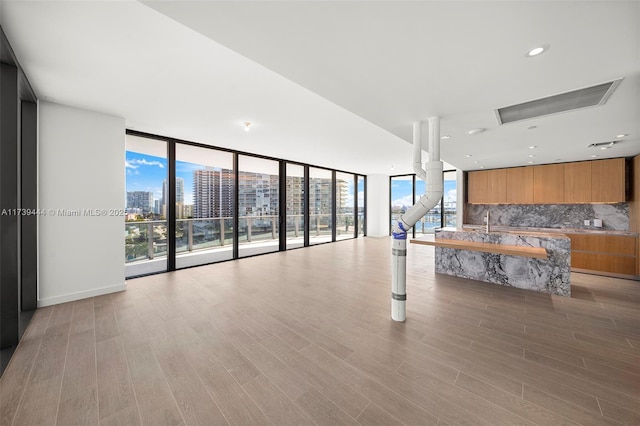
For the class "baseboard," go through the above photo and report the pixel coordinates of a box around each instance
[37,282,127,307]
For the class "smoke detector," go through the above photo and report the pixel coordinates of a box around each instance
[495,78,622,125]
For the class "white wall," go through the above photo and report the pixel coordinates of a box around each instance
[366,174,390,238]
[456,169,464,229]
[38,102,125,307]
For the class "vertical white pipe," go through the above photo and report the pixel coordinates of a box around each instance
[391,237,406,321]
[413,122,426,181]
[391,116,443,322]
[428,116,440,162]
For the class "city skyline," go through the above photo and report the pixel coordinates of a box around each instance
[126,151,208,205]
[391,177,457,209]
[126,151,453,213]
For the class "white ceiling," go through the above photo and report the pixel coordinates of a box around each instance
[2,0,639,175]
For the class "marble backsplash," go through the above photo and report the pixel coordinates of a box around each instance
[465,203,629,231]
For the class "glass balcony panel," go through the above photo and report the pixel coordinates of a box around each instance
[125,135,168,277]
[175,144,234,268]
[238,156,280,257]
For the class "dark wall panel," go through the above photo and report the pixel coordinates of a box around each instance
[20,101,37,311]
[0,62,19,349]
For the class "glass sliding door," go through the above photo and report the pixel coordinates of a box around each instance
[309,167,333,245]
[335,172,355,240]
[443,170,457,227]
[357,175,365,237]
[238,155,280,257]
[125,130,368,278]
[175,145,234,268]
[390,175,413,235]
[125,135,168,277]
[285,163,305,249]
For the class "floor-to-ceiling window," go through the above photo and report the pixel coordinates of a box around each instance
[125,135,169,277]
[390,175,414,234]
[335,172,355,240]
[125,131,365,278]
[414,179,441,234]
[389,170,457,236]
[175,144,235,268]
[285,163,305,249]
[443,170,457,227]
[309,167,333,245]
[238,155,280,257]
[357,175,366,237]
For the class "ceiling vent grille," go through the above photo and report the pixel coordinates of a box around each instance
[495,79,622,125]
[586,140,619,149]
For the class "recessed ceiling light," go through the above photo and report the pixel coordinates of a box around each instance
[441,135,451,140]
[616,133,628,138]
[591,155,598,158]
[474,161,479,164]
[527,161,535,164]
[243,121,252,132]
[479,166,485,169]
[528,154,535,158]
[467,128,485,135]
[465,154,473,158]
[526,45,548,57]
[600,146,610,150]
[389,165,395,170]
[527,125,538,130]
[529,146,537,149]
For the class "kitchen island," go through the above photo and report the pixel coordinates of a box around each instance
[412,228,571,296]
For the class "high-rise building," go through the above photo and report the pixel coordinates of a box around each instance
[193,168,234,218]
[176,177,184,204]
[238,172,279,217]
[161,177,185,217]
[309,177,332,214]
[126,191,153,213]
[182,204,193,219]
[335,178,350,214]
[194,168,285,220]
[285,175,304,215]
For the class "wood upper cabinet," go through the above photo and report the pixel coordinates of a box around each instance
[467,170,488,204]
[564,161,591,203]
[467,169,506,203]
[591,158,625,202]
[506,167,533,204]
[533,164,564,203]
[467,157,626,204]
[487,169,507,204]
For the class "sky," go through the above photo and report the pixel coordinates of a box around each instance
[126,151,201,205]
[391,177,457,209]
[125,151,167,203]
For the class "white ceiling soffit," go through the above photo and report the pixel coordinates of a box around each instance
[143,0,640,171]
[0,0,418,176]
[495,79,622,125]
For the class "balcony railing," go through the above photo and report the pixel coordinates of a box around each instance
[125,213,359,264]
[390,210,457,234]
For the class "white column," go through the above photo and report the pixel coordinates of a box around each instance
[39,102,125,306]
[365,174,390,238]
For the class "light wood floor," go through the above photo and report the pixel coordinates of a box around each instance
[1,237,639,426]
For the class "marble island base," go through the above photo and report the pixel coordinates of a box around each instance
[434,229,571,296]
